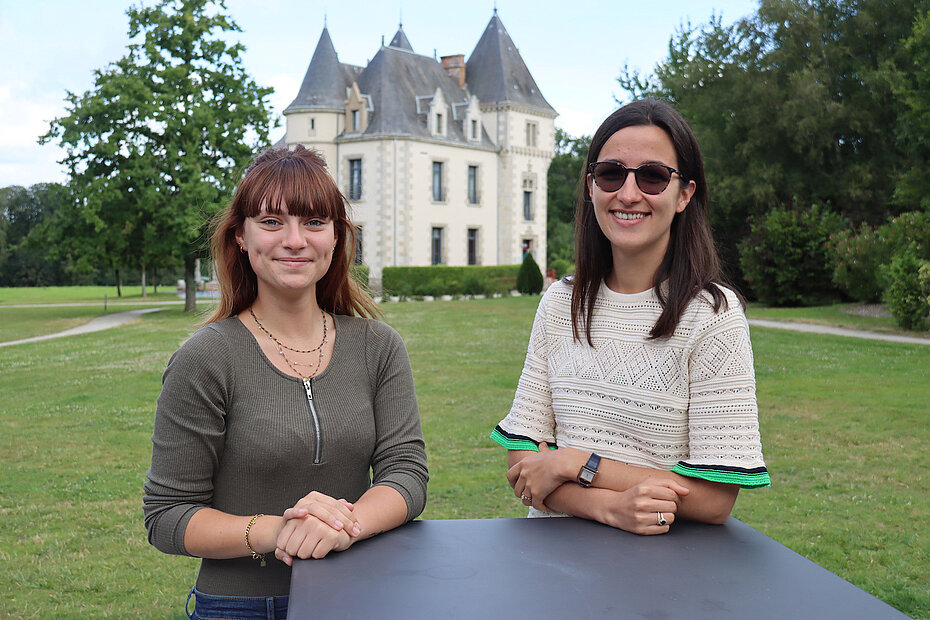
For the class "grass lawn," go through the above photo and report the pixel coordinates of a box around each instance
[0,295,927,618]
[0,285,183,305]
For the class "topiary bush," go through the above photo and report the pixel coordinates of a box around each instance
[883,243,930,330]
[738,204,846,306]
[516,252,544,295]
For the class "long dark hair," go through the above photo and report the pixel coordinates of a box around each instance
[206,145,379,324]
[571,98,740,343]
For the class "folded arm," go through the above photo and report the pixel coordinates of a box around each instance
[507,446,739,530]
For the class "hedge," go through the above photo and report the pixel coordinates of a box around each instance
[381,265,520,297]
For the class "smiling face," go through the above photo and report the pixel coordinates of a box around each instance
[588,124,696,284]
[235,205,336,300]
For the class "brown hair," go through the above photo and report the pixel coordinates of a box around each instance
[205,145,379,324]
[571,99,741,343]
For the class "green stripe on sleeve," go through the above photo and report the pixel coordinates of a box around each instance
[490,427,541,451]
[672,463,771,488]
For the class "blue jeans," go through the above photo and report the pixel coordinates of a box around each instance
[186,587,288,620]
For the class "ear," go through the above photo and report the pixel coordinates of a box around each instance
[676,180,696,213]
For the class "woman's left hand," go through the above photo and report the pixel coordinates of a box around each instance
[507,443,582,511]
[275,514,354,565]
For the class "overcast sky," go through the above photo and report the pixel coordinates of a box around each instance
[0,0,758,187]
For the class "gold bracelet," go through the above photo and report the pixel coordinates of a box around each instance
[244,514,266,567]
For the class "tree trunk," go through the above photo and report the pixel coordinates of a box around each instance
[153,266,158,294]
[115,268,122,297]
[184,255,197,313]
[141,263,147,298]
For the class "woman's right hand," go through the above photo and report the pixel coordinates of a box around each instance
[274,514,354,565]
[595,477,690,535]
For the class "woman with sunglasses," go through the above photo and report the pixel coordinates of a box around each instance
[492,98,769,534]
[143,145,428,618]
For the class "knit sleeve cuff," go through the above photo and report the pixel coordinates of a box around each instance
[490,425,558,452]
[672,462,771,489]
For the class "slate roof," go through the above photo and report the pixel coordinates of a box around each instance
[283,12,552,143]
[388,26,413,51]
[465,11,555,115]
[285,27,362,113]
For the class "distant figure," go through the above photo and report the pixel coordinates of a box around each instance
[144,145,428,618]
[492,99,769,533]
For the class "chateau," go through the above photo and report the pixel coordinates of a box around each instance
[278,10,556,287]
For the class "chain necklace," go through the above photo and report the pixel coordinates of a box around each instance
[249,307,329,380]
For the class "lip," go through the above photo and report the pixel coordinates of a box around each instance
[274,257,311,267]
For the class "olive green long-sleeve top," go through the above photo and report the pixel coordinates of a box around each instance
[143,315,428,596]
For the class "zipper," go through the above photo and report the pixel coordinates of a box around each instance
[303,378,322,464]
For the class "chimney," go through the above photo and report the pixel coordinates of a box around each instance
[441,54,466,87]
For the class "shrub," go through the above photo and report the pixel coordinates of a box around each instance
[381,265,519,298]
[516,252,544,295]
[550,258,574,279]
[738,204,846,306]
[883,244,930,330]
[829,224,887,302]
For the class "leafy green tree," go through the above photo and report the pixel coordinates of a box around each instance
[893,7,930,209]
[41,0,275,311]
[546,129,589,265]
[620,0,925,289]
[0,184,72,286]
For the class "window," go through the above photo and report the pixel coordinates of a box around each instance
[349,159,362,201]
[525,122,538,147]
[432,161,444,202]
[354,226,363,265]
[523,191,533,221]
[467,228,478,265]
[522,239,532,258]
[352,109,360,132]
[310,118,315,130]
[431,227,443,265]
[471,119,479,140]
[467,166,478,204]
[435,113,443,134]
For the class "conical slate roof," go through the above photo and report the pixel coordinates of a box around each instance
[285,27,361,113]
[465,12,555,114]
[388,26,413,51]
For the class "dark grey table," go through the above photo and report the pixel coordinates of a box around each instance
[288,517,909,619]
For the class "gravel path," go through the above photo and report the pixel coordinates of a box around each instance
[0,308,165,348]
[748,319,929,345]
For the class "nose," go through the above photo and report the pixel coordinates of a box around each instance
[615,170,642,203]
[282,221,307,249]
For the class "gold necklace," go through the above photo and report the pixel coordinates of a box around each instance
[249,307,329,380]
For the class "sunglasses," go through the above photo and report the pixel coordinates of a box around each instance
[587,161,683,195]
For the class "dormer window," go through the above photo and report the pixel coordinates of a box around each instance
[436,113,443,134]
[471,119,478,140]
[344,82,372,134]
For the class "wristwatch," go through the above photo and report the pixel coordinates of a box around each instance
[577,452,601,487]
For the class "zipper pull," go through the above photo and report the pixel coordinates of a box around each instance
[303,378,313,401]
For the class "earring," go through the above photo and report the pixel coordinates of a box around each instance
[239,245,247,253]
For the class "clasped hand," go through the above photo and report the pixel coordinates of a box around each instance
[506,442,572,511]
[274,491,362,565]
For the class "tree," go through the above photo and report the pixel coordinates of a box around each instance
[893,7,930,210]
[516,252,544,295]
[546,129,589,265]
[0,184,72,286]
[41,0,275,311]
[619,0,925,288]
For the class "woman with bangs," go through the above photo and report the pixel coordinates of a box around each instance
[492,99,769,534]
[144,145,428,619]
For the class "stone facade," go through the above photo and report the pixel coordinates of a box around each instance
[279,11,556,287]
